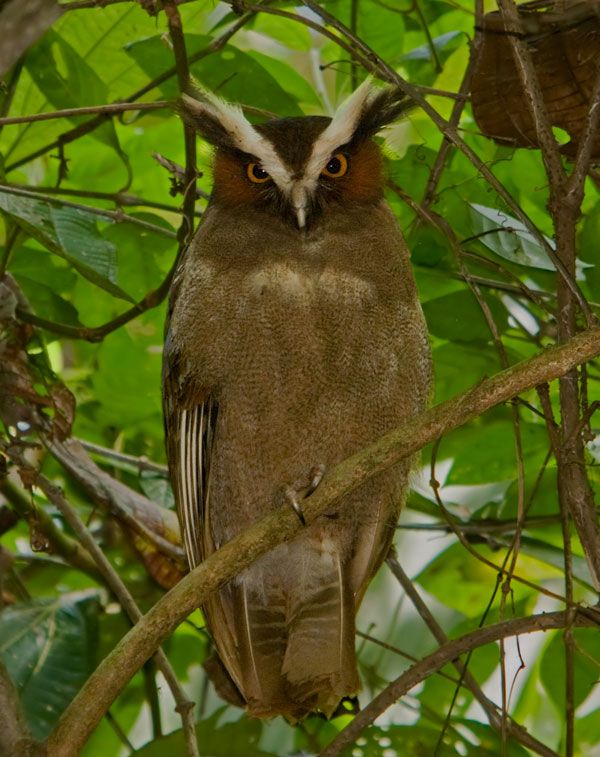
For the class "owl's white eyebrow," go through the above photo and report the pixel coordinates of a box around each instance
[303,79,374,183]
[181,91,294,191]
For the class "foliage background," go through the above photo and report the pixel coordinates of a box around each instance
[0,0,599,755]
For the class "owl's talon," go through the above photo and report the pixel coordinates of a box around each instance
[283,464,326,526]
[284,487,306,526]
[307,464,326,494]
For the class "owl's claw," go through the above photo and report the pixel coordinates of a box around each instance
[285,487,307,526]
[282,464,326,526]
[307,464,326,494]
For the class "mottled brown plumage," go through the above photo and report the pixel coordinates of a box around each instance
[163,81,431,720]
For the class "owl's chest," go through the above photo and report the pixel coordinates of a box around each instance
[176,256,395,390]
[245,259,376,312]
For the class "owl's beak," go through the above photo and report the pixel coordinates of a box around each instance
[295,206,306,229]
[290,184,308,230]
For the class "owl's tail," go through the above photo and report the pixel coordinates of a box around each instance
[205,537,359,720]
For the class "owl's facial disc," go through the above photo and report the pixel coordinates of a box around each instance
[183,80,412,228]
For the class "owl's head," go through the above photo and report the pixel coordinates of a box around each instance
[180,81,411,230]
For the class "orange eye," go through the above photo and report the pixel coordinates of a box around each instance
[246,163,270,183]
[321,153,348,178]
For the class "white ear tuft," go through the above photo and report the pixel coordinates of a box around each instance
[304,79,377,180]
[180,87,293,191]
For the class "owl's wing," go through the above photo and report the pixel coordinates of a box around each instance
[162,334,216,568]
[162,334,247,699]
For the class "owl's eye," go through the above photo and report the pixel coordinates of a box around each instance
[321,153,348,179]
[246,163,271,183]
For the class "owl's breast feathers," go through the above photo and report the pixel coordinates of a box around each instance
[163,200,431,719]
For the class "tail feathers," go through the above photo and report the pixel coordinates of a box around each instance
[204,542,360,720]
[234,585,288,713]
[282,571,358,718]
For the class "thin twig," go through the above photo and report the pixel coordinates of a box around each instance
[78,439,168,477]
[319,610,597,757]
[0,183,177,238]
[0,100,169,126]
[386,556,558,757]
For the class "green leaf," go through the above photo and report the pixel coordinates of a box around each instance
[401,31,465,86]
[444,420,547,486]
[139,470,174,510]
[408,224,451,267]
[13,275,82,327]
[540,629,600,713]
[136,709,274,756]
[92,326,163,431]
[10,245,81,326]
[0,591,100,740]
[518,536,593,588]
[469,203,592,278]
[432,342,500,403]
[102,213,176,300]
[25,29,128,159]
[423,289,508,342]
[416,543,535,616]
[125,35,302,116]
[251,14,313,51]
[50,206,121,292]
[0,190,133,301]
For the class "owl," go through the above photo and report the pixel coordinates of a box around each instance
[162,80,432,721]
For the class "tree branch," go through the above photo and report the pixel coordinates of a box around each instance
[44,437,183,562]
[0,478,101,579]
[319,609,598,757]
[0,657,42,756]
[25,467,198,757]
[386,556,559,757]
[0,100,169,126]
[45,326,600,756]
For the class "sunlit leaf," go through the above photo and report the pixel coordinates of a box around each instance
[469,203,592,278]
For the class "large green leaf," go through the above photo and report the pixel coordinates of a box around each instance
[540,629,600,714]
[423,288,508,342]
[0,189,132,301]
[416,543,537,616]
[469,203,592,279]
[0,591,100,740]
[444,420,548,486]
[125,34,301,116]
[431,342,500,403]
[26,29,128,161]
[10,245,81,326]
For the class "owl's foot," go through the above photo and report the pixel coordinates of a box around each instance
[282,464,326,526]
[285,487,307,526]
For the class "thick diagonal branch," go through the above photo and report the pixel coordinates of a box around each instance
[45,326,600,756]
